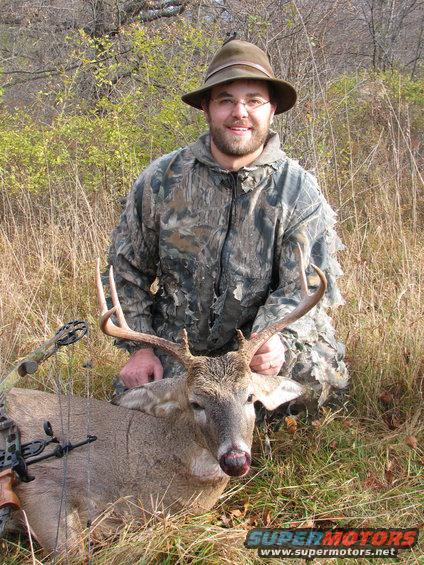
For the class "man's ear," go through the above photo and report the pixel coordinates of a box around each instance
[269,103,277,125]
[200,98,211,124]
[114,378,186,418]
[250,372,304,410]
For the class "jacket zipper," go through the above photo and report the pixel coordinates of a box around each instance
[214,172,237,297]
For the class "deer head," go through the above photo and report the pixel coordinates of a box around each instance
[96,247,326,477]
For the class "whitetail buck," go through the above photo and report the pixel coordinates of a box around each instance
[5,249,325,555]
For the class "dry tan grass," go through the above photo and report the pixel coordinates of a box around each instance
[0,76,422,563]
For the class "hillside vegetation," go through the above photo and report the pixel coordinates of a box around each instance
[0,18,423,565]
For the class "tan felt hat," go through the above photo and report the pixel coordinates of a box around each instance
[182,39,297,115]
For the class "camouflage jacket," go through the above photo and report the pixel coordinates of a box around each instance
[108,132,347,388]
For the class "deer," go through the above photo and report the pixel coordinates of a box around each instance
[4,248,326,556]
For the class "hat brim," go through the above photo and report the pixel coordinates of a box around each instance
[181,66,297,115]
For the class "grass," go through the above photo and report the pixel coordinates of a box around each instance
[0,72,423,563]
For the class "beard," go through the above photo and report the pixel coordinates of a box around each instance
[208,118,271,157]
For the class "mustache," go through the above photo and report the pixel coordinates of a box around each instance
[225,121,254,128]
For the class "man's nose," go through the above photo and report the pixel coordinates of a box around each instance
[231,100,249,119]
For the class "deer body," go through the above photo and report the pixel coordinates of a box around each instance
[7,385,230,552]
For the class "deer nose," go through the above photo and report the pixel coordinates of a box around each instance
[219,449,251,477]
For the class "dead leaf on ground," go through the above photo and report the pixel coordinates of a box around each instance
[284,416,298,434]
[342,418,354,428]
[229,508,243,518]
[263,509,273,526]
[330,440,337,449]
[379,391,394,405]
[385,460,395,485]
[405,435,418,450]
[219,514,231,527]
[245,514,259,527]
[364,473,386,490]
[290,518,315,528]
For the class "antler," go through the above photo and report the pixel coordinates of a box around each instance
[237,245,327,362]
[96,260,195,368]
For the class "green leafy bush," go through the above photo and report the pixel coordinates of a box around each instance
[0,21,215,196]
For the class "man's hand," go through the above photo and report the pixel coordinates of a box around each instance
[119,348,163,387]
[249,333,285,376]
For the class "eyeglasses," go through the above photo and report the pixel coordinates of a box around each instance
[211,97,271,112]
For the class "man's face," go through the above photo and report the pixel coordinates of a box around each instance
[202,80,276,158]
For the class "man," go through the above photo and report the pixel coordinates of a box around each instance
[108,38,348,407]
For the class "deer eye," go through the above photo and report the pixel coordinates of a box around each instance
[190,401,204,411]
[246,394,254,404]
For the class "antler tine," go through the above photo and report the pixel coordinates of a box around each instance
[296,242,309,298]
[95,260,194,368]
[96,258,109,317]
[239,245,327,362]
[108,265,130,330]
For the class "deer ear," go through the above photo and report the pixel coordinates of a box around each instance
[114,379,186,418]
[251,373,304,410]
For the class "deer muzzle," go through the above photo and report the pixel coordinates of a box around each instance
[219,449,251,477]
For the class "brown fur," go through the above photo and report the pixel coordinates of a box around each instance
[5,352,304,557]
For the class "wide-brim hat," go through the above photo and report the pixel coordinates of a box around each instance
[182,39,297,115]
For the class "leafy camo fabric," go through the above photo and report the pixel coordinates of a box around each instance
[108,131,348,404]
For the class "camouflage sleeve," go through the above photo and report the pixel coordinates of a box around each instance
[251,171,347,387]
[108,167,160,353]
